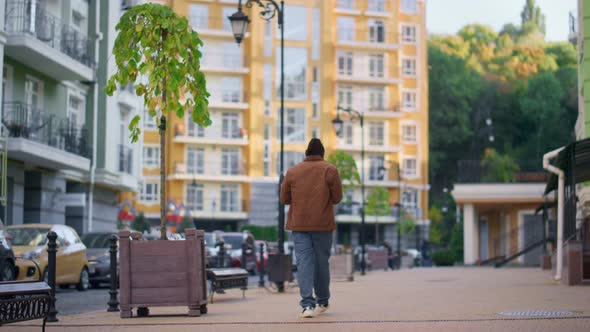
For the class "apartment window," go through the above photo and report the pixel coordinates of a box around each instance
[401,0,417,14]
[24,76,42,109]
[402,123,417,143]
[264,124,270,140]
[278,48,307,100]
[187,147,205,174]
[186,183,204,211]
[403,158,418,178]
[189,4,208,30]
[369,20,385,43]
[402,91,417,109]
[402,58,417,76]
[368,155,385,181]
[284,5,307,41]
[369,54,385,78]
[264,23,272,56]
[312,9,320,60]
[337,51,353,76]
[140,182,159,202]
[368,122,384,146]
[369,87,385,111]
[143,110,157,130]
[220,184,240,212]
[312,127,320,139]
[337,86,353,109]
[221,77,242,103]
[222,42,243,68]
[222,7,234,32]
[187,117,205,137]
[337,0,354,9]
[221,148,240,175]
[278,108,306,142]
[143,146,160,167]
[67,95,83,126]
[402,25,417,43]
[337,17,354,41]
[402,189,418,210]
[313,67,319,82]
[264,142,270,176]
[222,113,240,138]
[278,152,304,174]
[2,65,13,103]
[368,0,385,11]
[343,122,354,145]
[71,10,85,31]
[264,64,272,115]
[312,103,319,120]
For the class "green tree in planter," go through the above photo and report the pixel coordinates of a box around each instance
[176,214,195,235]
[327,151,360,198]
[105,4,210,240]
[399,210,417,236]
[131,213,151,234]
[365,187,390,243]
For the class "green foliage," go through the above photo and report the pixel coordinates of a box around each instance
[365,187,390,218]
[481,148,520,182]
[343,232,351,246]
[240,225,278,242]
[450,222,464,263]
[327,151,360,195]
[224,225,233,232]
[520,0,546,35]
[131,213,151,234]
[176,215,194,234]
[117,219,126,230]
[399,210,416,236]
[428,206,443,244]
[432,249,456,266]
[104,3,211,143]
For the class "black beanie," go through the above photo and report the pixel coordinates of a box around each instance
[306,138,325,157]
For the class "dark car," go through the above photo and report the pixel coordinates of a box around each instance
[81,232,116,288]
[0,219,16,281]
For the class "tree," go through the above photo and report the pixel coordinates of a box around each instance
[176,214,195,235]
[365,187,390,244]
[520,0,546,35]
[131,213,151,234]
[480,148,520,183]
[105,3,210,240]
[428,206,443,245]
[327,151,360,198]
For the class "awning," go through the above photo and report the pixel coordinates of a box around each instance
[545,137,590,194]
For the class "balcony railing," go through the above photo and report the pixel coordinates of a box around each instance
[5,1,94,68]
[336,202,422,220]
[201,52,248,69]
[118,144,133,174]
[178,125,246,140]
[457,160,546,183]
[184,197,247,214]
[2,102,89,157]
[337,28,400,45]
[174,161,247,177]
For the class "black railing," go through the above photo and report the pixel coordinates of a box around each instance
[118,145,133,174]
[5,1,94,68]
[2,102,89,157]
[457,159,546,183]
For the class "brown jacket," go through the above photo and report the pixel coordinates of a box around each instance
[280,155,343,232]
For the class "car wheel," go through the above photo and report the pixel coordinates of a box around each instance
[1,260,15,281]
[76,268,90,291]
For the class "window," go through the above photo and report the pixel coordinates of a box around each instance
[71,10,85,31]
[313,67,319,82]
[278,152,304,174]
[312,127,320,139]
[264,124,270,140]
[140,182,159,202]
[337,0,354,9]
[368,155,385,180]
[264,64,272,115]
[369,87,385,111]
[278,108,306,142]
[67,95,83,126]
[368,122,384,146]
[2,65,13,104]
[312,103,319,120]
[343,122,354,145]
[143,146,160,167]
[401,0,417,14]
[222,7,234,32]
[187,147,205,174]
[220,77,242,103]
[284,5,307,41]
[222,42,243,68]
[186,184,204,211]
[402,58,417,76]
[312,9,320,60]
[402,189,418,210]
[221,148,240,175]
[337,51,353,76]
[264,125,270,176]
[369,54,385,78]
[189,4,208,30]
[402,123,417,143]
[369,20,385,43]
[264,23,272,56]
[143,110,157,130]
[337,86,353,108]
[222,113,240,138]
[277,48,307,100]
[402,91,417,109]
[187,114,205,137]
[337,17,354,41]
[403,158,418,177]
[24,76,42,109]
[368,0,385,11]
[221,184,240,212]
[402,25,417,43]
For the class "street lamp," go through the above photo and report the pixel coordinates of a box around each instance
[229,0,288,292]
[378,161,404,270]
[333,105,367,275]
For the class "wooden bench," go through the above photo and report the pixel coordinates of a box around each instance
[0,281,52,332]
[368,249,389,271]
[206,268,248,303]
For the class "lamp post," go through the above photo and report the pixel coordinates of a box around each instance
[229,0,287,292]
[378,162,403,270]
[333,105,367,275]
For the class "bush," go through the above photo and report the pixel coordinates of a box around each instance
[450,222,464,263]
[432,249,455,266]
[176,215,195,234]
[240,225,278,241]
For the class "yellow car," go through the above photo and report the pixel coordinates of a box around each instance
[6,224,90,291]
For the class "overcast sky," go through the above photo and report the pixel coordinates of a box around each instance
[426,0,577,42]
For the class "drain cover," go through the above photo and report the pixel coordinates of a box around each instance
[498,310,577,317]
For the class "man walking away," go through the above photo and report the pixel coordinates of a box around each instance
[280,138,343,318]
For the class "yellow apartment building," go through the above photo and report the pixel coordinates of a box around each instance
[132,0,429,246]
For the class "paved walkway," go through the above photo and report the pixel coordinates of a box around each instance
[6,267,590,331]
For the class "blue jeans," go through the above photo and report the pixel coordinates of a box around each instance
[292,231,333,308]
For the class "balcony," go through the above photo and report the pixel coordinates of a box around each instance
[174,126,248,146]
[201,52,249,75]
[336,67,402,85]
[336,28,401,51]
[1,102,90,171]
[118,145,133,174]
[185,198,248,220]
[335,202,422,223]
[4,1,94,81]
[336,141,401,154]
[118,84,138,110]
[208,91,249,110]
[189,16,250,40]
[170,161,248,182]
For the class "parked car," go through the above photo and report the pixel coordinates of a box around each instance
[218,232,257,274]
[6,224,90,291]
[0,219,16,281]
[80,232,117,288]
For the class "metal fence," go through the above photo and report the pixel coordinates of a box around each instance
[457,159,546,183]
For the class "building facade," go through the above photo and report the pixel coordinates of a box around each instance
[135,0,429,245]
[0,0,142,234]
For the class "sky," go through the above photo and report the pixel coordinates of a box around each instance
[426,0,577,42]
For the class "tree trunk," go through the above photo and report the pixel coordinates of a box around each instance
[159,112,166,240]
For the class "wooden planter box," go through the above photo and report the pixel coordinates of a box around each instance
[118,229,208,318]
[330,254,354,282]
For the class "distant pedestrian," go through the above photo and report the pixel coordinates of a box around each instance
[280,138,343,318]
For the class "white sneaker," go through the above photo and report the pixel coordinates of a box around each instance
[300,307,315,318]
[315,304,328,315]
